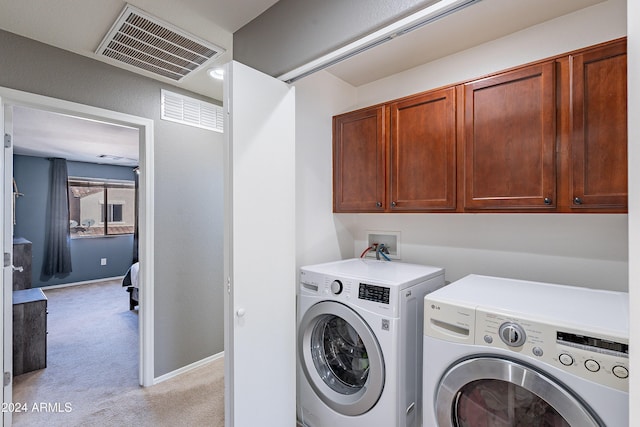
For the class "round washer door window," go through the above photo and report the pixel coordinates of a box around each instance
[435,357,603,427]
[298,301,384,416]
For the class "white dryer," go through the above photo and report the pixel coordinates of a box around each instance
[297,258,445,427]
[423,275,629,427]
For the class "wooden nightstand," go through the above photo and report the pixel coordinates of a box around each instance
[13,288,47,376]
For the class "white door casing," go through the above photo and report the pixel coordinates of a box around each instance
[224,61,296,426]
[2,99,14,427]
[0,88,156,424]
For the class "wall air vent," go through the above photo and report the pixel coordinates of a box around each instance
[96,4,225,82]
[161,90,224,133]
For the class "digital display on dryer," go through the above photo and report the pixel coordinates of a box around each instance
[557,331,628,355]
[358,283,390,304]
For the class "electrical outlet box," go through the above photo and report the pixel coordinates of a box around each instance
[101,258,107,266]
[366,231,401,260]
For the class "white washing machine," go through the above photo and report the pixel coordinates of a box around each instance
[423,274,629,427]
[297,258,445,427]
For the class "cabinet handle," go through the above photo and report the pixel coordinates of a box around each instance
[391,201,397,208]
[573,197,583,205]
[376,202,382,208]
[543,197,552,205]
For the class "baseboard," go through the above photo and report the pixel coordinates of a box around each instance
[153,351,224,385]
[38,276,125,290]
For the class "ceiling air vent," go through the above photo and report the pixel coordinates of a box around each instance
[161,90,224,133]
[96,4,225,81]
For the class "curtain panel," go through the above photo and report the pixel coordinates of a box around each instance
[44,158,72,276]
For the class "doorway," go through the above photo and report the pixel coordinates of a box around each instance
[0,87,155,425]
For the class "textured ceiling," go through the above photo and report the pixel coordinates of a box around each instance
[12,106,140,167]
[0,0,279,101]
[1,0,607,165]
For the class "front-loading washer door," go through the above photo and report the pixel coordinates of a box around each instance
[435,357,603,427]
[298,301,385,416]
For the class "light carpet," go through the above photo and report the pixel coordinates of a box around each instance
[12,280,224,426]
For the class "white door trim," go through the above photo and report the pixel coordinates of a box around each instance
[1,97,14,427]
[0,86,155,392]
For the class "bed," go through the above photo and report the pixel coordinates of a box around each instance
[122,262,139,310]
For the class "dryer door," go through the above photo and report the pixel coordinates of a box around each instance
[435,357,603,427]
[298,301,384,416]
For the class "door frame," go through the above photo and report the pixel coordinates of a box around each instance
[1,95,13,427]
[0,87,155,406]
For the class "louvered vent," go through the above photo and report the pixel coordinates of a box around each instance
[161,90,224,132]
[96,4,225,81]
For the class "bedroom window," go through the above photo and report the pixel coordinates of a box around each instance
[68,178,136,238]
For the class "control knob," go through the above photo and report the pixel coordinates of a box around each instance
[330,280,343,295]
[499,322,527,347]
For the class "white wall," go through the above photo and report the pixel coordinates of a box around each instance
[347,214,627,289]
[626,0,638,423]
[294,71,358,268]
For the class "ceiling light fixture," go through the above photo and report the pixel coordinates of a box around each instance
[208,68,224,80]
[277,0,483,84]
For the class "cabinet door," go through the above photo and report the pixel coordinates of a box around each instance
[570,40,627,209]
[464,62,556,210]
[389,87,456,211]
[333,106,386,212]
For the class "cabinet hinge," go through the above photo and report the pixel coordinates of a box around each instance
[3,371,11,387]
[4,133,11,148]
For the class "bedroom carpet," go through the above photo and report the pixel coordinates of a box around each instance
[12,279,225,427]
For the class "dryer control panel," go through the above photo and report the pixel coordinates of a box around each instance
[475,309,629,392]
[424,300,628,392]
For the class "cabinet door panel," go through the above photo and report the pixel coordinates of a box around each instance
[389,87,456,211]
[333,106,386,212]
[464,62,556,209]
[571,41,627,209]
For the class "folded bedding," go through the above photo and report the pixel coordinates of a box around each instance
[122,262,140,288]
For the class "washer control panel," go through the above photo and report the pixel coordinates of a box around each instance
[474,308,628,392]
[299,270,398,316]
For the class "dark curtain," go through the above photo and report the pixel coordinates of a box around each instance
[132,167,139,263]
[43,158,72,276]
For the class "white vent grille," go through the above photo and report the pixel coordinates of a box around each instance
[96,4,225,81]
[161,90,223,132]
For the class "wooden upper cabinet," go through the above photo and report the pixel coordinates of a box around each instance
[570,40,627,210]
[333,105,386,212]
[332,38,627,214]
[388,87,457,211]
[463,61,556,210]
